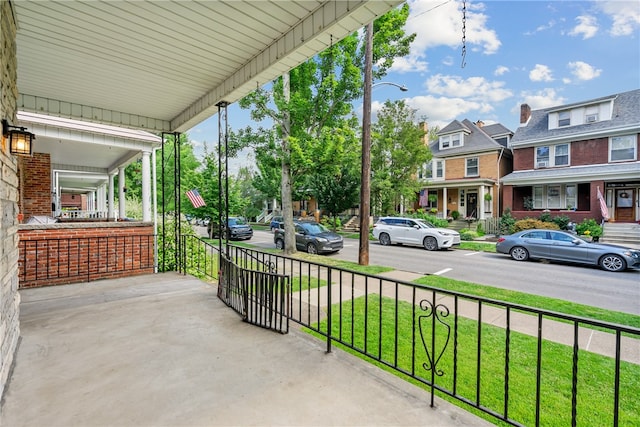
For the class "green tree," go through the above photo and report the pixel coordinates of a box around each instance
[239,7,414,253]
[371,100,431,215]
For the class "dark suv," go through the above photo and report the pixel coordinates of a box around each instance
[208,217,253,240]
[274,221,343,254]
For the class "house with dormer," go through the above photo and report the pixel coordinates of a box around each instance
[502,89,640,223]
[417,120,514,220]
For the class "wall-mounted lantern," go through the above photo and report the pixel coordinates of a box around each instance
[2,119,35,156]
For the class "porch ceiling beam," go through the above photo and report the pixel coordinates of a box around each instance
[18,95,171,133]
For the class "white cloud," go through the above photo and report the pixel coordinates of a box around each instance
[562,77,572,84]
[524,20,558,36]
[567,61,602,81]
[426,74,513,103]
[529,64,554,82]
[494,65,509,76]
[405,0,501,56]
[390,55,429,73]
[514,89,567,113]
[569,15,599,39]
[442,56,454,66]
[597,0,640,36]
[404,95,487,129]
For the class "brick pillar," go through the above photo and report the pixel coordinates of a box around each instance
[1,0,22,404]
[21,152,52,219]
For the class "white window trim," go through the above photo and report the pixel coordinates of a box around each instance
[439,132,464,150]
[433,159,445,181]
[608,134,637,163]
[535,143,570,168]
[465,157,479,177]
[532,184,577,209]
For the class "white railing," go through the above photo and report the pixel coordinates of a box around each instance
[58,210,110,219]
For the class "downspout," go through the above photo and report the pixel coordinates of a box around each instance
[497,147,505,216]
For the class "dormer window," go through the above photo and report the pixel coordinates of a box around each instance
[584,106,599,124]
[439,132,463,150]
[558,111,571,127]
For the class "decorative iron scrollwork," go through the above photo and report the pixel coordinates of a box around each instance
[418,299,451,377]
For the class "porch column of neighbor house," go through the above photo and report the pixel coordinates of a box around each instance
[108,173,115,220]
[96,185,105,214]
[119,167,126,220]
[479,186,486,220]
[141,150,151,222]
[52,170,59,215]
[442,187,448,218]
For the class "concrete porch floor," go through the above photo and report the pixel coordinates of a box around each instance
[1,273,491,427]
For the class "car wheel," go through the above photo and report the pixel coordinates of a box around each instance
[306,243,318,254]
[510,246,529,261]
[423,236,438,251]
[275,239,284,250]
[379,233,391,246]
[599,254,626,272]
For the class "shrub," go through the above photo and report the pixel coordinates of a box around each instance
[575,218,602,237]
[451,210,460,220]
[499,208,516,235]
[513,219,560,232]
[475,221,485,236]
[552,215,571,230]
[538,211,552,223]
[460,230,478,241]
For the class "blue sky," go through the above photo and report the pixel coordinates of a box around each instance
[188,0,640,172]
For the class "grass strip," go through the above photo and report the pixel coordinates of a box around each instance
[414,275,640,328]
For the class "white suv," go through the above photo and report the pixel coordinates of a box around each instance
[372,217,461,251]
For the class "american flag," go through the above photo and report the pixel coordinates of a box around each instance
[597,186,608,220]
[419,189,428,206]
[186,189,206,208]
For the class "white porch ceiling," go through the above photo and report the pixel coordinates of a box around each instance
[13,0,402,134]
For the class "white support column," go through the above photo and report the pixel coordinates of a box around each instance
[119,167,126,220]
[442,187,448,218]
[141,151,152,222]
[108,173,115,220]
[479,186,486,220]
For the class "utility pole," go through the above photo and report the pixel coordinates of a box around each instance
[358,22,373,266]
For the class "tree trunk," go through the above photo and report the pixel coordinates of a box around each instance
[280,72,296,255]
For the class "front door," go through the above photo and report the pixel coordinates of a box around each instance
[614,189,635,222]
[466,193,478,218]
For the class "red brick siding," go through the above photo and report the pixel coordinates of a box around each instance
[18,224,155,288]
[21,152,52,219]
[513,147,534,170]
[570,138,609,165]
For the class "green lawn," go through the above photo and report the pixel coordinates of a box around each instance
[310,296,640,427]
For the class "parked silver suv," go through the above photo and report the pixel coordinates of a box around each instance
[372,217,460,251]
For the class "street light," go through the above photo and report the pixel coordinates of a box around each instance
[373,82,408,92]
[358,22,408,265]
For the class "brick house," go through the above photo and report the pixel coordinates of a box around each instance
[502,89,640,223]
[417,120,513,221]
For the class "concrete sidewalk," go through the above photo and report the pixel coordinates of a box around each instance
[1,273,492,427]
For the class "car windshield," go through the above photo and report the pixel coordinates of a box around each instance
[300,222,328,235]
[228,218,247,226]
[415,219,436,228]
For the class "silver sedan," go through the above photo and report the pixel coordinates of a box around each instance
[496,229,640,272]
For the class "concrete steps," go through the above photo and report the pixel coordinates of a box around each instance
[602,222,640,248]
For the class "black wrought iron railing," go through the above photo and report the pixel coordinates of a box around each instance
[204,244,639,427]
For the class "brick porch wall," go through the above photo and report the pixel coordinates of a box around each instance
[18,222,155,288]
[20,152,52,220]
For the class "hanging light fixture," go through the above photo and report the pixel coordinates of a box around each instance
[2,119,35,156]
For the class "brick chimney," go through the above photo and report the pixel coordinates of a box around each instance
[475,120,484,128]
[419,121,429,144]
[520,104,531,124]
